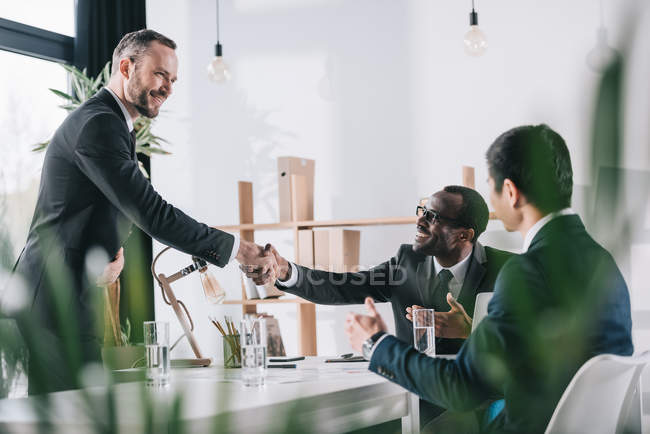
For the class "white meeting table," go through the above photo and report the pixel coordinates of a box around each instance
[0,357,420,433]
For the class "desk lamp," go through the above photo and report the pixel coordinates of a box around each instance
[151,246,227,367]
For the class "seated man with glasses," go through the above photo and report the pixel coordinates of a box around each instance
[253,186,513,426]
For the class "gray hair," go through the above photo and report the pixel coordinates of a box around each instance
[111,29,176,75]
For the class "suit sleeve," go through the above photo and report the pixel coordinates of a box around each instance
[73,113,234,267]
[277,245,411,304]
[369,256,542,411]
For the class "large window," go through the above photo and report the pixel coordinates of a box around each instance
[0,51,69,262]
[0,1,74,36]
[0,3,75,264]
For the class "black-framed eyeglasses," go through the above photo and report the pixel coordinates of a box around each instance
[416,205,466,227]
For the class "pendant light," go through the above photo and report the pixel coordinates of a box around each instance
[586,0,617,72]
[464,0,488,57]
[207,0,231,83]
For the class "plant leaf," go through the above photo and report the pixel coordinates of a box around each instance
[49,88,75,101]
[32,141,50,152]
[147,147,172,155]
[138,160,150,178]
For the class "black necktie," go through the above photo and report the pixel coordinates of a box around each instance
[431,269,453,312]
[129,129,136,159]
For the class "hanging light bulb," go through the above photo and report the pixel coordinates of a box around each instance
[586,1,617,72]
[207,43,231,83]
[464,0,488,57]
[207,0,231,83]
[586,27,617,72]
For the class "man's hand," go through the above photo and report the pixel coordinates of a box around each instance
[264,244,290,282]
[236,240,279,285]
[435,293,473,339]
[405,295,473,339]
[344,297,388,353]
[405,304,424,322]
[97,247,124,287]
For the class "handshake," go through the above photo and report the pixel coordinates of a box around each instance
[236,240,290,285]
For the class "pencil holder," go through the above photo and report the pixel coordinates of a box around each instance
[223,334,241,368]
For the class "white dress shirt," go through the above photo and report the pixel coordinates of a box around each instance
[104,87,134,133]
[103,87,240,262]
[433,249,472,299]
[522,208,574,252]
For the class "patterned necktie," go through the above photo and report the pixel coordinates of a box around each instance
[431,269,454,312]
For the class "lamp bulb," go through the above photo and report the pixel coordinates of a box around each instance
[207,56,231,83]
[464,25,488,57]
[199,267,226,304]
[586,27,617,72]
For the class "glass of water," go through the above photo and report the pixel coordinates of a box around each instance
[413,308,436,357]
[240,316,267,387]
[143,321,170,387]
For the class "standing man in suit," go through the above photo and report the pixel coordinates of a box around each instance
[7,29,276,394]
[344,124,633,433]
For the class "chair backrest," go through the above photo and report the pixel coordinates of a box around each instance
[471,292,493,333]
[544,351,650,434]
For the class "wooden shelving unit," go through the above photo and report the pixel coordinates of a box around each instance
[215,166,493,356]
[214,184,419,356]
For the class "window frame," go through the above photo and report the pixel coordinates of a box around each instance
[0,17,73,64]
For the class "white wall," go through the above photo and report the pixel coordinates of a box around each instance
[146,0,650,361]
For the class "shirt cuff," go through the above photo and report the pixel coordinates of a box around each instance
[276,262,298,287]
[369,332,390,361]
[228,234,240,264]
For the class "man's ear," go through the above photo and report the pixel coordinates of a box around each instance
[460,228,474,242]
[118,57,132,80]
[502,178,522,208]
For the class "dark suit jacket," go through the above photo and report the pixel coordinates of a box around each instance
[369,215,634,433]
[279,241,512,354]
[11,88,234,338]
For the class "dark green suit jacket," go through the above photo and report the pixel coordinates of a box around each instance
[369,215,633,433]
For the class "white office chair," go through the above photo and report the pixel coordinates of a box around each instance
[471,292,493,333]
[544,351,650,434]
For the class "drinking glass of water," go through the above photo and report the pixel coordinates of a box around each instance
[240,316,267,387]
[412,308,436,357]
[143,321,170,387]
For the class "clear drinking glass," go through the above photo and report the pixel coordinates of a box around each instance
[240,317,267,387]
[412,308,436,357]
[143,321,170,387]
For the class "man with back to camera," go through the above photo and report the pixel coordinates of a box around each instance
[247,185,512,426]
[7,29,277,394]
[344,124,634,433]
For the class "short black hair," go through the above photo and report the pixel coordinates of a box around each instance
[486,124,573,214]
[443,185,489,243]
[111,29,176,75]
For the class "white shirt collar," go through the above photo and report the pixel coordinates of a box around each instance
[522,208,575,252]
[104,87,134,133]
[433,248,472,287]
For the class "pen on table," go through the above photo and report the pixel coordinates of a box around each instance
[267,364,297,368]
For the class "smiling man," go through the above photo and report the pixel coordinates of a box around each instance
[270,186,511,354]
[9,29,276,394]
[264,186,511,427]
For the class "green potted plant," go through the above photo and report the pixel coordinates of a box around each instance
[100,318,145,370]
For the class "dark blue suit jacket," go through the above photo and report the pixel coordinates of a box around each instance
[370,215,633,433]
